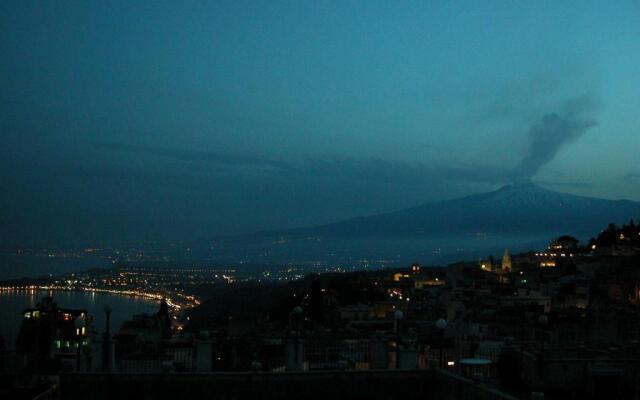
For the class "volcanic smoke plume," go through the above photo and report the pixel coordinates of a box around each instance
[511,94,598,183]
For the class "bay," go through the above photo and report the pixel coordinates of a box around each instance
[0,290,160,350]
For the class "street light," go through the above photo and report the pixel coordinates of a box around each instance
[538,314,548,350]
[394,310,404,369]
[103,305,112,337]
[75,314,86,372]
[436,318,447,369]
[538,314,548,361]
[538,314,549,392]
[103,305,112,372]
[292,306,303,371]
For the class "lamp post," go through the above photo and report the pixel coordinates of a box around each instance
[394,310,404,369]
[538,314,548,392]
[104,305,112,337]
[436,318,447,369]
[75,314,86,372]
[520,312,526,381]
[103,305,112,371]
[538,314,548,359]
[292,306,303,371]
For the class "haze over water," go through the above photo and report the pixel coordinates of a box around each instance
[0,254,111,280]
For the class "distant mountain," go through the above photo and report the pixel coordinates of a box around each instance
[285,183,640,238]
[212,183,640,264]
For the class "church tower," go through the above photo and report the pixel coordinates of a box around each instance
[501,248,512,272]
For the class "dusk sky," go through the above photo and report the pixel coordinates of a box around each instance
[1,1,640,245]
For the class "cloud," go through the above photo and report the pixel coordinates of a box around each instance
[510,94,599,182]
[420,143,452,153]
[624,173,640,181]
[96,141,512,187]
[535,180,593,189]
[94,142,290,171]
[294,156,510,186]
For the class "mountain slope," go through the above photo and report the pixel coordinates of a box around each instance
[287,183,640,238]
[214,184,640,264]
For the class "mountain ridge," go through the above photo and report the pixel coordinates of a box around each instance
[244,183,639,239]
[211,184,640,264]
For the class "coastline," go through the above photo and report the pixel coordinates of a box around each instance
[0,285,199,311]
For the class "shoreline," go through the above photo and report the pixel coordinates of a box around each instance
[0,285,196,311]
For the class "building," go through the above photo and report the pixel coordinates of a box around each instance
[479,258,494,272]
[16,296,94,373]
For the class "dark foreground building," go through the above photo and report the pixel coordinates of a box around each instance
[16,296,93,373]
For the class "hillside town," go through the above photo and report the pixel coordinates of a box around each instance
[2,221,640,399]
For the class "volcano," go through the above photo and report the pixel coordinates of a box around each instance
[214,183,640,264]
[292,182,639,237]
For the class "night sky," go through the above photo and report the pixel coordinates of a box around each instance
[1,1,639,246]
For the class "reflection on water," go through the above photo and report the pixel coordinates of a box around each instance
[0,290,159,350]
